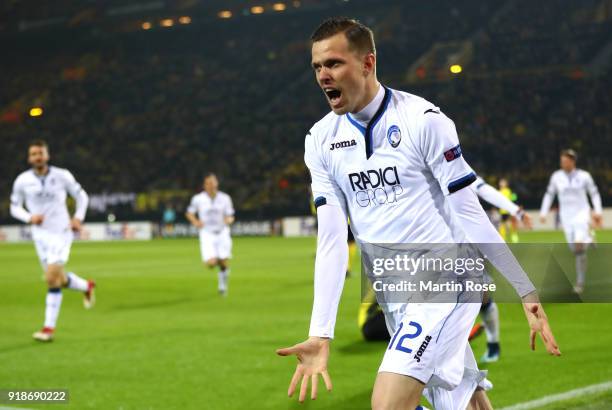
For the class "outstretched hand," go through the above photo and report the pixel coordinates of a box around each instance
[522,301,561,356]
[276,337,333,402]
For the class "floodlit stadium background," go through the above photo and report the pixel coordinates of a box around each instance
[1,0,612,409]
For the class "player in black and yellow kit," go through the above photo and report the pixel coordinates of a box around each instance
[498,178,520,243]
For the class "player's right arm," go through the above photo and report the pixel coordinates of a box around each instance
[63,169,89,232]
[585,172,603,228]
[539,173,557,224]
[9,177,42,225]
[185,196,203,228]
[276,131,348,402]
[224,195,235,226]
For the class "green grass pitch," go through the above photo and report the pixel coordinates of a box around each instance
[1,231,612,409]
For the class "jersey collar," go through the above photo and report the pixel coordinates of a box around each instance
[204,191,218,201]
[350,84,385,124]
[345,85,392,159]
[32,165,51,177]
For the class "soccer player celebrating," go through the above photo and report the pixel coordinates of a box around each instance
[540,149,603,294]
[10,140,95,342]
[186,173,235,295]
[277,18,560,409]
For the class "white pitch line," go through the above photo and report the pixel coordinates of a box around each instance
[499,381,612,410]
[0,406,37,410]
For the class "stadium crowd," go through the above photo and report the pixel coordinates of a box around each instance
[1,0,611,222]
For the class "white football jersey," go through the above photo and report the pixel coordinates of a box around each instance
[306,85,476,244]
[187,191,234,234]
[541,169,601,226]
[10,166,87,235]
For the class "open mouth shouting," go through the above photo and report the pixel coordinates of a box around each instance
[324,87,343,109]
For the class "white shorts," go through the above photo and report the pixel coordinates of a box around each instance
[199,230,232,261]
[33,230,73,268]
[379,302,488,410]
[563,221,592,245]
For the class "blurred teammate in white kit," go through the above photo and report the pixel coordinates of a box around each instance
[10,140,95,342]
[540,149,603,294]
[186,173,235,295]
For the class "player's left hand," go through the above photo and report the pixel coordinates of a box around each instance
[592,213,603,229]
[276,337,333,402]
[70,218,82,232]
[522,301,561,356]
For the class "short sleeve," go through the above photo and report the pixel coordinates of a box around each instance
[304,131,345,209]
[419,112,475,195]
[584,171,602,213]
[63,170,84,198]
[187,196,198,214]
[545,174,557,196]
[10,178,24,206]
[225,195,235,216]
[585,172,598,193]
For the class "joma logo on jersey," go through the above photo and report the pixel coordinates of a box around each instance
[348,166,403,207]
[330,139,357,151]
[413,335,432,363]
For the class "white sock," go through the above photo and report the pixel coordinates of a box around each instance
[218,269,229,292]
[575,252,587,286]
[66,272,89,292]
[482,302,500,343]
[44,289,63,329]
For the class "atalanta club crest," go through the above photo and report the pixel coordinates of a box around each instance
[387,125,401,148]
